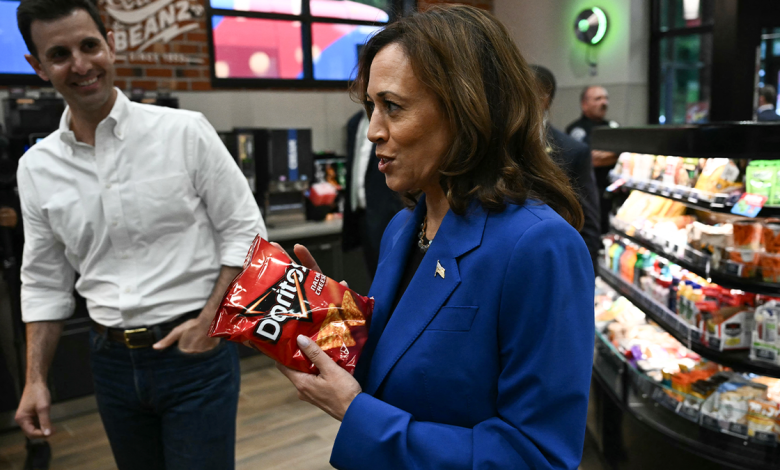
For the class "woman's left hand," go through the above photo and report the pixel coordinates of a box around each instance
[277,335,362,421]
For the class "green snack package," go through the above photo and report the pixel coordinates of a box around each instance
[746,160,776,205]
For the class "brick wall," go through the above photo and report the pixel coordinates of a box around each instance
[100,0,212,92]
[99,0,493,94]
[417,0,494,12]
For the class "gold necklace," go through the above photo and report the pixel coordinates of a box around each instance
[418,216,431,253]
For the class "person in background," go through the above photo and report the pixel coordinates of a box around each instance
[566,85,620,234]
[343,110,404,279]
[532,65,601,272]
[0,128,48,470]
[14,1,265,469]
[278,6,594,469]
[757,85,780,122]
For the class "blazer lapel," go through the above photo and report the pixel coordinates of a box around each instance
[353,202,423,386]
[364,200,488,396]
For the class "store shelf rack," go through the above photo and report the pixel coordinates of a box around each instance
[592,123,780,469]
[592,327,780,467]
[591,122,780,159]
[597,262,780,378]
[610,221,780,296]
[609,177,780,218]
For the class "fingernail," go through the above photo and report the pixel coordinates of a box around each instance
[297,335,311,348]
[43,429,51,436]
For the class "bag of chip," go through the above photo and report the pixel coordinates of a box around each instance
[208,236,374,374]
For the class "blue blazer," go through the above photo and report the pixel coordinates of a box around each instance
[330,197,595,470]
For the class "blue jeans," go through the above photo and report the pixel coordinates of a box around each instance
[89,330,240,470]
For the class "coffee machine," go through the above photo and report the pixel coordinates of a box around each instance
[223,128,313,226]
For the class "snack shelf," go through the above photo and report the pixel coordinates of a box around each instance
[610,176,780,218]
[597,262,780,379]
[592,330,780,467]
[610,221,780,296]
[591,123,780,159]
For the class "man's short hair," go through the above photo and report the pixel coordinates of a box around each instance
[760,85,778,106]
[531,65,556,102]
[17,0,108,59]
[580,85,598,103]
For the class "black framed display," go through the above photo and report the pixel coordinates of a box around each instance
[0,0,47,86]
[591,123,780,159]
[206,0,414,89]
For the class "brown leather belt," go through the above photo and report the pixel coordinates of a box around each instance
[91,310,201,349]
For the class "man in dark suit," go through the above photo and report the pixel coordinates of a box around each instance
[343,111,404,278]
[566,85,619,234]
[533,66,601,272]
[757,85,780,122]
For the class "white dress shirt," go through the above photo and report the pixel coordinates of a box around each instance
[18,90,266,327]
[350,114,374,211]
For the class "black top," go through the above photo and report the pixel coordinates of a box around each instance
[757,108,780,122]
[388,241,427,320]
[547,126,601,272]
[565,114,620,146]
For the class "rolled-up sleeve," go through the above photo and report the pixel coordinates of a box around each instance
[188,114,266,267]
[17,161,76,322]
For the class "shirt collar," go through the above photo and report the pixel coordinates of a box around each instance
[59,88,130,148]
[758,104,775,113]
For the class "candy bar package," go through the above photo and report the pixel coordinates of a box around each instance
[209,236,374,374]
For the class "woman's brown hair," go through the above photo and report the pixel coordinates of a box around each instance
[351,5,584,230]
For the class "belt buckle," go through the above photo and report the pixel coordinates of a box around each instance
[123,328,148,349]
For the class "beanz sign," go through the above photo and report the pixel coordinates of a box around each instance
[101,0,205,64]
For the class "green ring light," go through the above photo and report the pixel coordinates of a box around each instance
[575,7,609,45]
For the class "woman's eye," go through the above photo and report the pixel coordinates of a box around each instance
[386,101,400,112]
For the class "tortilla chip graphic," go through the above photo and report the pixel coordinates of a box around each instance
[316,304,356,351]
[341,291,365,326]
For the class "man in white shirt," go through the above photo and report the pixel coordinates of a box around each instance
[14,1,266,469]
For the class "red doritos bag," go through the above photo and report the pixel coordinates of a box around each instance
[209,236,374,374]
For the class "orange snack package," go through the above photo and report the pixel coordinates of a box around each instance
[732,220,763,251]
[209,236,374,374]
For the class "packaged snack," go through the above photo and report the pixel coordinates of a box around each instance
[746,160,778,204]
[732,220,763,251]
[209,236,374,374]
[663,156,682,186]
[717,383,766,425]
[651,155,666,181]
[747,399,780,443]
[726,247,759,278]
[760,252,780,283]
[705,294,754,351]
[763,222,780,253]
[696,159,741,196]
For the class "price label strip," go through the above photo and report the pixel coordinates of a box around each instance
[679,401,700,422]
[652,387,681,413]
[727,422,748,437]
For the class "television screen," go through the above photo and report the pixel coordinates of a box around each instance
[208,0,397,86]
[0,0,37,75]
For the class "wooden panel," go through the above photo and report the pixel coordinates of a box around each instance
[0,356,340,470]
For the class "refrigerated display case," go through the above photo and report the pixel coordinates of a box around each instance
[589,122,780,470]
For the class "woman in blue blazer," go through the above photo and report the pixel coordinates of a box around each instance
[279,6,595,469]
